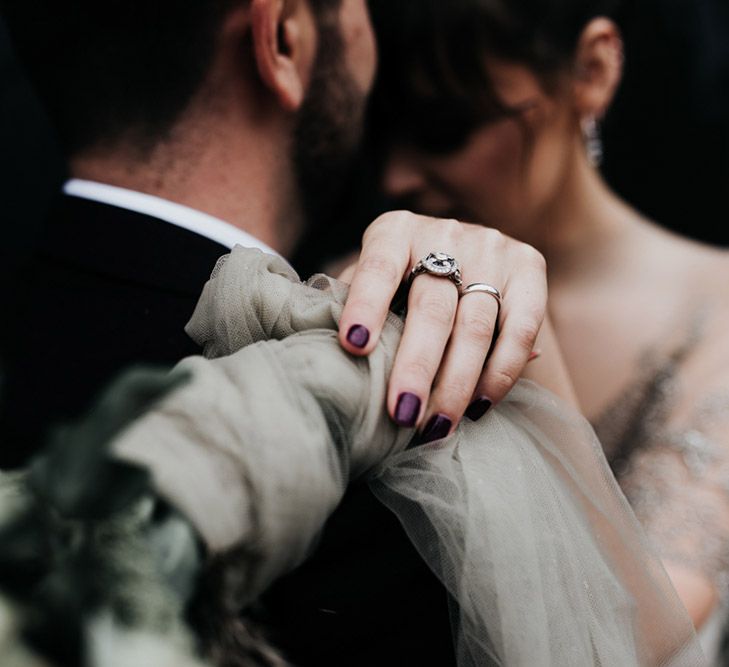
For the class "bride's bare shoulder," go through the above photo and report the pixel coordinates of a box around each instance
[653,225,729,298]
[692,245,729,303]
[677,244,729,394]
[648,227,729,371]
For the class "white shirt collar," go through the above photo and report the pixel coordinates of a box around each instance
[63,178,280,256]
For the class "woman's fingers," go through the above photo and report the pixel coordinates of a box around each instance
[418,291,500,442]
[470,247,547,412]
[387,274,460,427]
[338,215,411,355]
[336,262,358,284]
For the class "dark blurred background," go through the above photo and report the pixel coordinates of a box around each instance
[0,16,64,287]
[602,0,729,245]
[1,0,728,281]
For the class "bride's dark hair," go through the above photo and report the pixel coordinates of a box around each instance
[368,0,626,154]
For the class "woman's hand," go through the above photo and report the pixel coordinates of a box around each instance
[338,211,548,442]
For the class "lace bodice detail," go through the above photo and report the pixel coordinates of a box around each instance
[593,336,729,593]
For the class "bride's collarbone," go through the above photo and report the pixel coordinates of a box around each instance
[553,300,711,424]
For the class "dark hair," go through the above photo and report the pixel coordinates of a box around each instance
[368,0,626,154]
[1,0,339,157]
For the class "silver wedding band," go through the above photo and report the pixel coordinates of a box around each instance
[460,282,502,308]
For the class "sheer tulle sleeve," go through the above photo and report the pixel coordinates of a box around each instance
[111,247,705,666]
[370,381,708,666]
[113,251,411,607]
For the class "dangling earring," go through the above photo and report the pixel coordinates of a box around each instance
[581,116,603,168]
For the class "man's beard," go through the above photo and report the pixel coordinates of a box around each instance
[293,17,367,228]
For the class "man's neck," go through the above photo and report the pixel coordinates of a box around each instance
[70,126,303,258]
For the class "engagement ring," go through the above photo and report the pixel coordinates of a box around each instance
[410,252,463,288]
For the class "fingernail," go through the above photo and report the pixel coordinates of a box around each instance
[528,349,542,363]
[465,397,492,422]
[419,413,452,445]
[346,324,370,349]
[394,392,421,427]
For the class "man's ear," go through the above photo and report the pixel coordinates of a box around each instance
[250,0,318,112]
[572,18,624,120]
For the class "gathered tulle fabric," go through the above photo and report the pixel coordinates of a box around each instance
[371,389,705,666]
[113,247,705,666]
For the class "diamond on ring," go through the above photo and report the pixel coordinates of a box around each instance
[423,252,458,276]
[410,252,463,287]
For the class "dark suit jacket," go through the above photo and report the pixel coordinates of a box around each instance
[0,194,455,665]
[0,194,229,467]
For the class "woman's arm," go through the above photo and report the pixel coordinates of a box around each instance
[664,565,717,629]
[519,315,580,409]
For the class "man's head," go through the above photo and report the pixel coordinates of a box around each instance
[2,0,238,157]
[2,0,377,250]
[294,0,375,226]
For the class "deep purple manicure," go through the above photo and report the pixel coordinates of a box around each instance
[346,324,370,349]
[419,414,453,445]
[394,392,421,427]
[465,397,492,422]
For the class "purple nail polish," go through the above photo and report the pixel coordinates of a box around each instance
[346,324,370,349]
[394,393,421,427]
[419,414,453,445]
[465,397,492,422]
